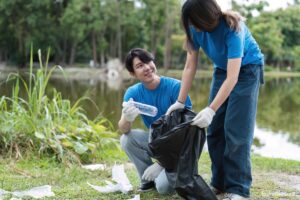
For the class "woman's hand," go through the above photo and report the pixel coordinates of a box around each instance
[191,107,215,128]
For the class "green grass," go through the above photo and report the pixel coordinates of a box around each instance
[0,151,299,200]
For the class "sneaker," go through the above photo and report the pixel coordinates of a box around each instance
[210,186,223,195]
[210,186,225,200]
[138,181,155,192]
[223,193,249,200]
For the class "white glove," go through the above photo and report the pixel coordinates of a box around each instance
[122,101,139,122]
[165,101,185,115]
[191,107,215,128]
[142,162,163,181]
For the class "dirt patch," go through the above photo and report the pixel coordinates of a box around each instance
[251,172,300,199]
[274,173,300,193]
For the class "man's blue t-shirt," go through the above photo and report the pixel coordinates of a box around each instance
[123,76,192,128]
[191,18,264,70]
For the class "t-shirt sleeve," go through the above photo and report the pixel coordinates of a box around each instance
[123,87,135,102]
[226,25,245,59]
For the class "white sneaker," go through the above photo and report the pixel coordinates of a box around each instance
[223,193,249,200]
[210,186,225,200]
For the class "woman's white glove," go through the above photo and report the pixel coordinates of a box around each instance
[142,162,163,181]
[166,101,185,115]
[122,101,139,122]
[191,107,215,128]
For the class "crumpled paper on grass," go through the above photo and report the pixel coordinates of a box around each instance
[0,185,55,199]
[88,164,133,194]
[82,164,106,171]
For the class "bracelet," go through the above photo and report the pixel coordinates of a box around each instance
[177,100,184,104]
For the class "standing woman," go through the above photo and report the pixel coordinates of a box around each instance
[166,0,264,199]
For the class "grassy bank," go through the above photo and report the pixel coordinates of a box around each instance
[1,150,299,200]
[161,69,300,79]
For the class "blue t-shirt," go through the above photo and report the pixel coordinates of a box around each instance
[191,18,264,70]
[123,76,192,128]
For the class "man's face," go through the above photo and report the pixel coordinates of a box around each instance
[131,57,157,83]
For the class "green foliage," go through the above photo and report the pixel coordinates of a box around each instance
[0,1,299,70]
[0,49,119,164]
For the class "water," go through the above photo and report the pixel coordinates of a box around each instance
[1,74,300,161]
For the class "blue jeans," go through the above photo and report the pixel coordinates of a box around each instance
[120,129,175,195]
[207,64,263,197]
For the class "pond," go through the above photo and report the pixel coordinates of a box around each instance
[1,73,300,161]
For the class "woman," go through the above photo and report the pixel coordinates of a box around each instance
[166,0,264,199]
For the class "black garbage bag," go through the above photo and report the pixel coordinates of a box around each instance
[149,108,217,200]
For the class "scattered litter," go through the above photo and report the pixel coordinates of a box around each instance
[82,164,106,171]
[0,188,9,199]
[88,164,133,194]
[128,194,140,200]
[0,185,54,199]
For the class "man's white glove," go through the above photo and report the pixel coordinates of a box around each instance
[142,162,163,181]
[122,101,139,122]
[166,101,185,115]
[191,107,215,128]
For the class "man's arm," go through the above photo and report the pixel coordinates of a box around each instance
[118,116,132,134]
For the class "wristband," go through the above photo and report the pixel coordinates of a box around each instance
[177,100,184,104]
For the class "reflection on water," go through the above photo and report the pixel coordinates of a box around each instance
[0,74,300,161]
[253,126,300,161]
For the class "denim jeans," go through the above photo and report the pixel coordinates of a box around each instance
[120,129,175,195]
[207,64,263,197]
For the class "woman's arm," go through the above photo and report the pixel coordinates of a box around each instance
[209,58,241,112]
[177,50,199,103]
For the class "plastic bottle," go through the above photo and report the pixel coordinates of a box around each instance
[123,99,158,117]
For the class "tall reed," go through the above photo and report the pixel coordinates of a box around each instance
[0,48,119,164]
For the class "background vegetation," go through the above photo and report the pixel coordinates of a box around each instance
[0,0,299,71]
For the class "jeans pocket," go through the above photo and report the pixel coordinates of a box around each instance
[238,65,259,81]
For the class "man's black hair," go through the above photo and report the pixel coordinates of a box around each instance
[125,48,155,73]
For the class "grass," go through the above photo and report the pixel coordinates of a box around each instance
[0,150,299,200]
[0,48,119,163]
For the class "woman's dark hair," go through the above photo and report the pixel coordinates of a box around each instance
[181,0,245,51]
[125,48,155,73]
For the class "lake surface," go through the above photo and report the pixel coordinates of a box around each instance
[1,73,300,161]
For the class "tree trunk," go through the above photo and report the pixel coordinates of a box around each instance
[150,20,158,56]
[163,1,174,73]
[116,0,122,60]
[62,38,67,65]
[92,30,98,66]
[69,42,77,66]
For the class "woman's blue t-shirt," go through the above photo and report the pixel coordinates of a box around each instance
[123,76,192,128]
[191,18,264,70]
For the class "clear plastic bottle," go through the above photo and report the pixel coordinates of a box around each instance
[123,99,158,117]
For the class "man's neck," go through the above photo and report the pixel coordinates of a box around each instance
[143,75,160,90]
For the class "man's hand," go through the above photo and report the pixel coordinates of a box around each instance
[142,162,163,181]
[122,101,139,122]
[166,101,185,115]
[191,107,215,128]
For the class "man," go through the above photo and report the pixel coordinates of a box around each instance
[118,48,192,194]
